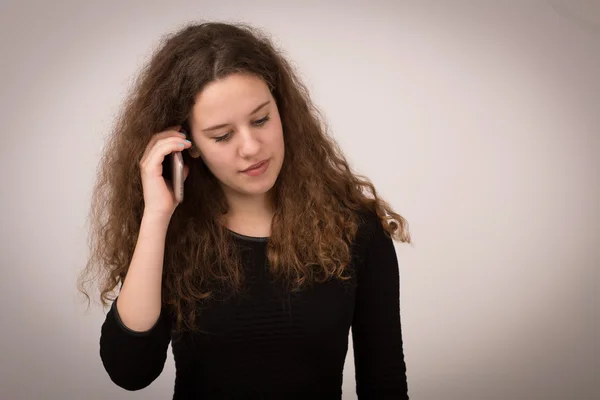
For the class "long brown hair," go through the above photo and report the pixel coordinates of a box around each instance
[78,21,411,331]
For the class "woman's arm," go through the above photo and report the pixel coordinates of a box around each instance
[100,298,172,391]
[352,213,409,399]
[99,211,173,390]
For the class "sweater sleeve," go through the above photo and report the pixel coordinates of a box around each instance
[351,214,409,399]
[99,297,172,391]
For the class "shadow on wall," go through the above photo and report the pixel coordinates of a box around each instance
[547,0,600,35]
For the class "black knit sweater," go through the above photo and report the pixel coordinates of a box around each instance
[99,211,409,399]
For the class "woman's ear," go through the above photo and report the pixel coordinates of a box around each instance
[181,121,202,160]
[188,145,201,158]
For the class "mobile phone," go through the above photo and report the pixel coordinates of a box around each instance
[171,151,184,203]
[162,134,185,204]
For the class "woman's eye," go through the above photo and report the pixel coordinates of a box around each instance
[253,115,270,126]
[214,116,270,142]
[214,132,232,143]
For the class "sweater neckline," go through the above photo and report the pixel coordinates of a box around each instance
[226,228,270,242]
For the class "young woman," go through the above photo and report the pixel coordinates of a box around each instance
[79,21,411,399]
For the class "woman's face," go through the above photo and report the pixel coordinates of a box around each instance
[188,73,285,201]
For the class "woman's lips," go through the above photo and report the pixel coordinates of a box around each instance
[241,159,270,176]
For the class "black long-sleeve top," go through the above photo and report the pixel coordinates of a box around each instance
[99,211,409,399]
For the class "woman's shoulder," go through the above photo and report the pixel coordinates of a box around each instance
[354,207,383,237]
[348,207,387,257]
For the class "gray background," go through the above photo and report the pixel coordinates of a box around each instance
[1,0,598,399]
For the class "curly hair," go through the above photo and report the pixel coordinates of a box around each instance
[78,21,411,332]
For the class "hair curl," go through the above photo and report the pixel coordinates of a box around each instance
[78,21,411,332]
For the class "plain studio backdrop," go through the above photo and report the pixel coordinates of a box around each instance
[1,1,598,399]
